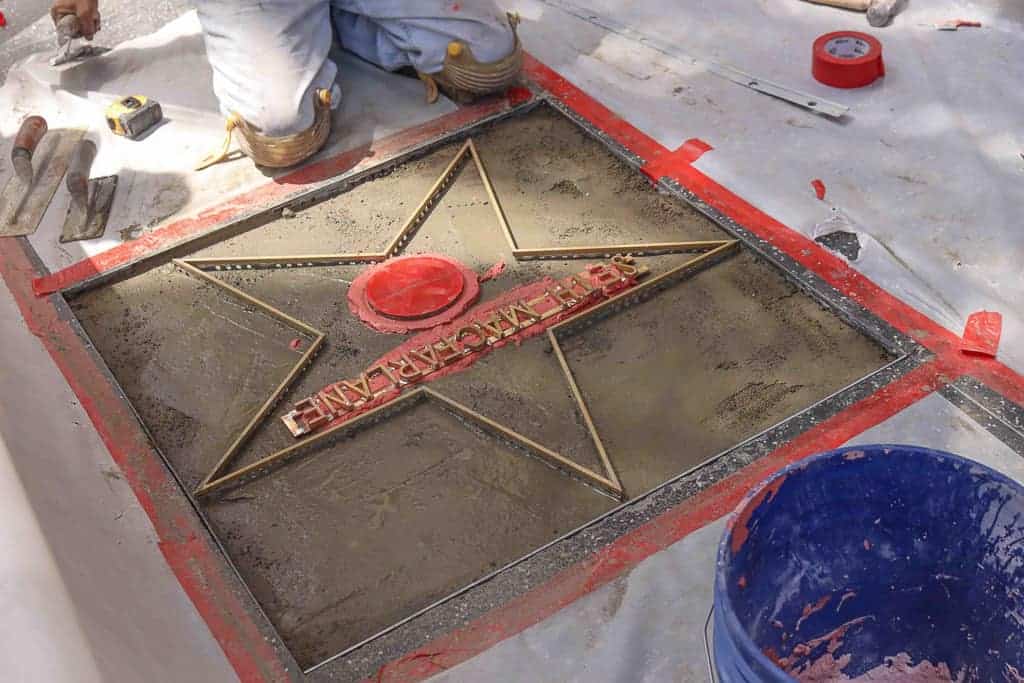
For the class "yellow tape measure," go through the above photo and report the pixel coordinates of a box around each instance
[105,95,163,139]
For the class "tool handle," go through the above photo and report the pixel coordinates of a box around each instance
[66,139,97,198]
[867,0,902,26]
[13,116,48,156]
[801,0,871,11]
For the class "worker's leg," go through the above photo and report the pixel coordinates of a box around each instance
[194,0,340,167]
[330,1,521,103]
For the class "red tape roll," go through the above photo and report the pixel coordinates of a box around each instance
[812,31,885,89]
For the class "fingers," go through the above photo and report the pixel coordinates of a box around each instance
[77,0,98,39]
[79,11,96,39]
[49,0,98,38]
[50,3,68,25]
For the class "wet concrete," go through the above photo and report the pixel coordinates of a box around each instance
[70,105,890,670]
[206,401,612,666]
[561,250,888,495]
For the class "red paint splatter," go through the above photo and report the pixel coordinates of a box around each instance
[729,473,788,554]
[941,19,981,29]
[374,649,474,682]
[506,86,534,106]
[961,310,1002,357]
[780,615,872,671]
[811,179,826,200]
[795,651,964,682]
[478,259,506,283]
[289,338,303,350]
[796,595,832,631]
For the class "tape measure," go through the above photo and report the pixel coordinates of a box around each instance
[812,32,885,88]
[105,95,163,139]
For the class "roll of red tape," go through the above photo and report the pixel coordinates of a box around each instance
[812,31,885,89]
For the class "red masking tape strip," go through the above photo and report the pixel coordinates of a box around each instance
[961,311,1002,357]
[812,31,885,89]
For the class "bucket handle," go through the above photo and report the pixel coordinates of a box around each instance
[704,605,718,683]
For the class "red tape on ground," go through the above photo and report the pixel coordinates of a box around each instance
[962,310,1002,357]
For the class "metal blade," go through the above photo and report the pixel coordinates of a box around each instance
[60,175,117,243]
[11,151,33,186]
[50,44,110,67]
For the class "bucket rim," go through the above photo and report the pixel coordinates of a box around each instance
[712,442,1024,679]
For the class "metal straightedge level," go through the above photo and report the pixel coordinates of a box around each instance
[539,0,849,119]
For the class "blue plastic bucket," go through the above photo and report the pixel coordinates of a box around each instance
[714,444,1024,682]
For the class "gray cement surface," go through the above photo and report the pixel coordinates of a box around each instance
[69,106,891,671]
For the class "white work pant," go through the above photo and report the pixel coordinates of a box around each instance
[195,1,515,137]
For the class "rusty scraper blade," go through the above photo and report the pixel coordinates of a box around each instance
[60,175,117,243]
[0,127,85,237]
[59,139,117,243]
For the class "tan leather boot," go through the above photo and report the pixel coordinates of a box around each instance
[418,12,523,105]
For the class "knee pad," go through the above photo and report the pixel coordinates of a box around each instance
[420,12,523,105]
[236,88,335,168]
[198,88,336,171]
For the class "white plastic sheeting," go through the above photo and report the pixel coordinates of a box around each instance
[506,0,1024,374]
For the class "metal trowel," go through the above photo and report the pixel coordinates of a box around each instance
[51,15,109,67]
[0,117,84,237]
[59,139,117,243]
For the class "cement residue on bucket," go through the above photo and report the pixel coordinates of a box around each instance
[790,652,965,682]
[717,447,1024,683]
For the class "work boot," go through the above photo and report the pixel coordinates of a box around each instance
[197,89,333,170]
[418,12,523,105]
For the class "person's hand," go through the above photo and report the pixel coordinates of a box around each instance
[50,0,100,40]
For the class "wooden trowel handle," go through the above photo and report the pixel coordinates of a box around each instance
[66,139,97,200]
[801,0,871,11]
[13,116,48,158]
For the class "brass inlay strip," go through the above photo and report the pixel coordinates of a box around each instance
[176,138,739,500]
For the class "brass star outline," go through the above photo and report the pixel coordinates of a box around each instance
[174,139,738,500]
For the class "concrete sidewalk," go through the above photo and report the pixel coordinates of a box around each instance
[0,281,236,681]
